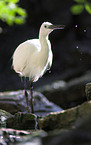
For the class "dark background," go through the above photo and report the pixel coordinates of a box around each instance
[0,0,91,91]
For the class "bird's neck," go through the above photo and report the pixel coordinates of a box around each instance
[39,34,50,67]
[39,34,49,53]
[39,33,48,41]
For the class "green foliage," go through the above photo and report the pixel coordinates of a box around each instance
[85,3,91,14]
[70,4,84,15]
[70,0,91,15]
[74,0,86,3]
[0,0,27,25]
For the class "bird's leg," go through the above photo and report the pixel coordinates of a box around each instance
[24,77,30,113]
[30,81,34,113]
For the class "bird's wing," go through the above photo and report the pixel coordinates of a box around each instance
[27,39,41,52]
[13,39,41,74]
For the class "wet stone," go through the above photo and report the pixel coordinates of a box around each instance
[0,128,46,145]
[39,101,91,131]
[0,90,63,116]
[42,117,91,145]
[0,109,13,119]
[6,112,38,130]
[0,109,13,128]
[0,90,26,114]
[85,83,91,100]
[37,72,91,109]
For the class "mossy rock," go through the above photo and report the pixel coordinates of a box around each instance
[0,109,13,128]
[0,109,13,118]
[6,112,39,130]
[39,101,91,131]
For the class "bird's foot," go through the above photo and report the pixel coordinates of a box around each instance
[25,90,30,113]
[30,98,34,114]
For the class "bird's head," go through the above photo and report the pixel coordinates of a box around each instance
[39,22,65,37]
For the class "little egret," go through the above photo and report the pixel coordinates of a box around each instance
[12,22,65,113]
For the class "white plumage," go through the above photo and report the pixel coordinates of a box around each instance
[13,22,53,82]
[12,22,64,113]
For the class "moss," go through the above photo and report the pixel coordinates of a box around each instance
[0,109,13,118]
[6,112,38,130]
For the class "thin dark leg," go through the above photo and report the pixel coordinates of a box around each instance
[24,77,30,113]
[30,81,34,113]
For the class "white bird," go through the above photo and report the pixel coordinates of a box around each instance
[12,22,65,113]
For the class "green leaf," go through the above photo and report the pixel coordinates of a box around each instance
[0,0,27,25]
[85,3,91,14]
[70,4,84,15]
[6,0,19,3]
[6,15,14,25]
[14,17,25,24]
[74,0,86,3]
[16,7,26,16]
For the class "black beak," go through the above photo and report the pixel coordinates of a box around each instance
[48,24,65,30]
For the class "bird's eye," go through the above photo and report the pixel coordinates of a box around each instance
[44,25,47,28]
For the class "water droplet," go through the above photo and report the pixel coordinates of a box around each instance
[84,29,86,33]
[75,25,78,28]
[76,46,78,49]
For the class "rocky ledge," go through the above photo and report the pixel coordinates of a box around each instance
[0,76,91,144]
